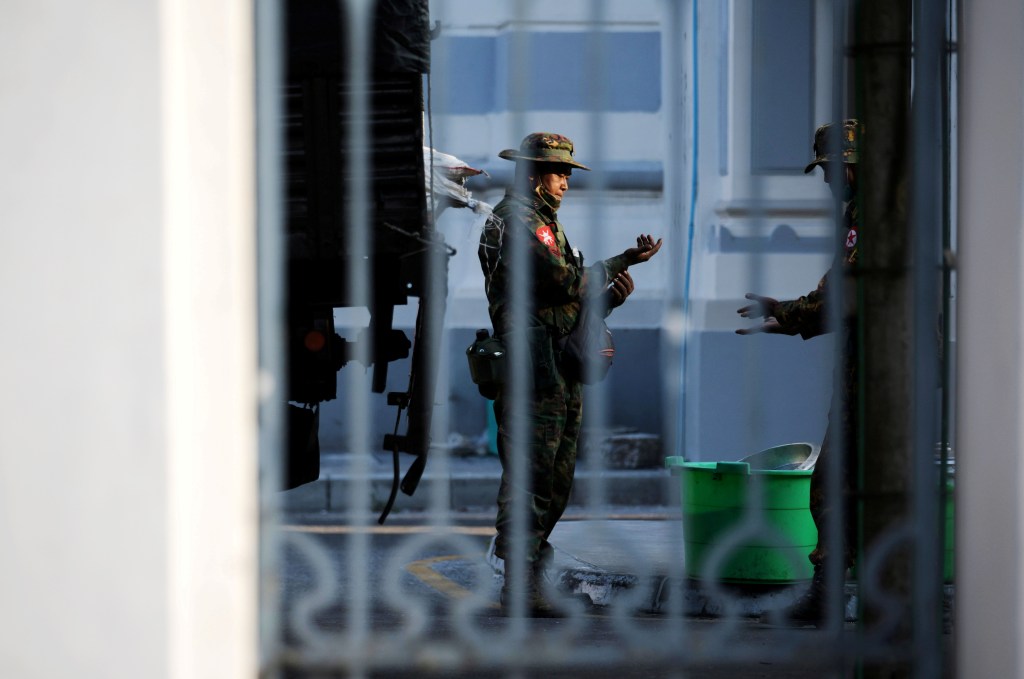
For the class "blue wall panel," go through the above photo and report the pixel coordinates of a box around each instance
[433,36,496,114]
[435,32,661,114]
[750,0,814,173]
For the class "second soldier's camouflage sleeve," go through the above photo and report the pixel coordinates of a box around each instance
[773,270,830,340]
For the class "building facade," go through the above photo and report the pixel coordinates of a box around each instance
[321,0,840,460]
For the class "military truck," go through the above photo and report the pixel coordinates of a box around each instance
[282,0,457,518]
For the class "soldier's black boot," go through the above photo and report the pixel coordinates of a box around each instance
[499,560,564,618]
[772,564,827,626]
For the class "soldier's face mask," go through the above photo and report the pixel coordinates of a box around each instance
[822,163,855,202]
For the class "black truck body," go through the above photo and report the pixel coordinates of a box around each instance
[282,0,445,506]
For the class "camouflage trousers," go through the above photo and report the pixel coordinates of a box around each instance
[492,369,583,566]
[809,367,858,570]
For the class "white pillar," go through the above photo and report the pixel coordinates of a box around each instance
[957,1,1024,676]
[0,1,257,677]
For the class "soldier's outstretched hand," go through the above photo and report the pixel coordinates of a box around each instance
[736,292,785,335]
[623,234,663,265]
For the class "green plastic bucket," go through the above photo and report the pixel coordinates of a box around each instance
[666,454,818,583]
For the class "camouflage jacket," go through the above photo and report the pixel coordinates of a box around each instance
[773,199,860,340]
[478,187,629,337]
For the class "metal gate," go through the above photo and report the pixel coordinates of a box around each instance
[257,1,958,677]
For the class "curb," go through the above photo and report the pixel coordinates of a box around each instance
[280,465,674,514]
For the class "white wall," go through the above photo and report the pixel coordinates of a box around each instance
[0,1,257,677]
[957,0,1024,675]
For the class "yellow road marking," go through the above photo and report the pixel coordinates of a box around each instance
[284,524,499,606]
[404,555,611,617]
[405,553,487,602]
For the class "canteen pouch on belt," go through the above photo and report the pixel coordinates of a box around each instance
[466,325,562,397]
[466,329,506,399]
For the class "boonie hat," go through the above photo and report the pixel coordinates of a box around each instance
[804,119,862,174]
[498,132,591,171]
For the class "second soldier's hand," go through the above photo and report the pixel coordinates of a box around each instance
[736,292,785,335]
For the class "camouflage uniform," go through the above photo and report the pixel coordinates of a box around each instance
[773,120,862,570]
[478,133,629,567]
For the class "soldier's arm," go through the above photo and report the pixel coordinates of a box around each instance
[773,271,830,339]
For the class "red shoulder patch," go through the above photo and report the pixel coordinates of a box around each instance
[535,225,561,257]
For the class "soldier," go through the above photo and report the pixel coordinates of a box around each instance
[737,120,863,625]
[479,132,661,616]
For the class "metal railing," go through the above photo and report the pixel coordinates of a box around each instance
[257,1,957,677]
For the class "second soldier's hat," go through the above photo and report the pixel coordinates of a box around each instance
[804,119,862,174]
[498,132,591,171]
